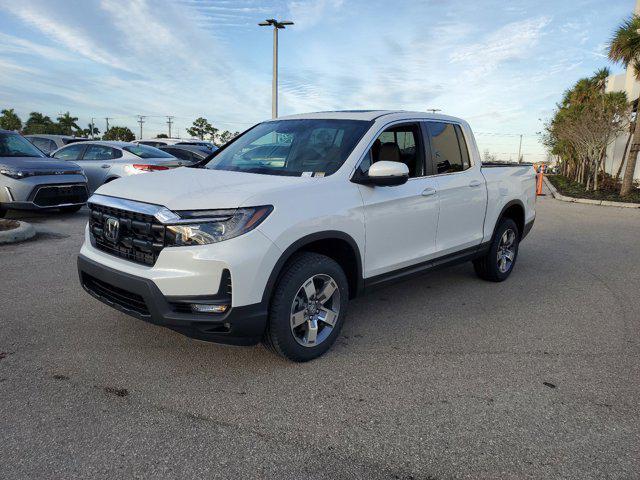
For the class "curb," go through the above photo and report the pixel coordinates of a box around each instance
[0,221,36,244]
[543,176,640,209]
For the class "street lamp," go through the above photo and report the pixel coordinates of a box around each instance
[259,18,294,119]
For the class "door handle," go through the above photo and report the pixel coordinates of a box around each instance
[421,187,437,196]
[100,164,110,169]
[468,180,482,187]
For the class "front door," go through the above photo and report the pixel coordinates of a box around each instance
[357,122,440,279]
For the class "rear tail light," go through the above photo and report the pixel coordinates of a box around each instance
[132,164,170,172]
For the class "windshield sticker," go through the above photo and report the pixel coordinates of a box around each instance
[301,171,314,177]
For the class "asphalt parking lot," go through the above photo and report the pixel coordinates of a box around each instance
[1,192,639,480]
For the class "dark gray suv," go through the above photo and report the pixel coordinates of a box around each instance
[0,130,89,217]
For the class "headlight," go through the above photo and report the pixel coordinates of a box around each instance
[165,206,273,246]
[0,168,32,179]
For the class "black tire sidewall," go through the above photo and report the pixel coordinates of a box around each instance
[268,253,349,362]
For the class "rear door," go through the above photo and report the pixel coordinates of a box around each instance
[424,121,487,255]
[357,122,440,278]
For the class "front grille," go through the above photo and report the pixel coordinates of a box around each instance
[89,203,166,266]
[32,184,88,207]
[82,273,150,317]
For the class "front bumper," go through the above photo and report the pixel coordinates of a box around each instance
[1,178,88,210]
[78,254,268,345]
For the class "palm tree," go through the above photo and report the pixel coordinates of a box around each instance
[608,15,640,196]
[56,111,80,136]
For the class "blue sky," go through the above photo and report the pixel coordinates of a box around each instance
[0,0,635,160]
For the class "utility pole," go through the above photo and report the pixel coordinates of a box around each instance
[166,116,174,138]
[90,117,95,139]
[517,134,523,164]
[136,115,146,140]
[104,117,112,134]
[259,18,294,119]
[427,108,441,114]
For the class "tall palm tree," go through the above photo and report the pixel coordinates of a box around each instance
[56,111,80,136]
[608,15,640,196]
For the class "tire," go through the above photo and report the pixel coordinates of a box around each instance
[0,205,6,218]
[473,218,519,282]
[59,205,82,214]
[264,252,349,362]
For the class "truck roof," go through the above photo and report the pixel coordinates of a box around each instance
[276,110,466,124]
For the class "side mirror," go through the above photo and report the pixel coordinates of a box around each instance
[366,161,409,186]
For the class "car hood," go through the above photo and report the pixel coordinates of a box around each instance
[0,156,82,173]
[94,167,312,210]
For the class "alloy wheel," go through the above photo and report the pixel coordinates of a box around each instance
[290,274,341,347]
[497,228,516,273]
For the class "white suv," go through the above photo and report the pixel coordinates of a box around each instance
[78,111,536,361]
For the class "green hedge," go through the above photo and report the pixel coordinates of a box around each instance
[547,175,640,203]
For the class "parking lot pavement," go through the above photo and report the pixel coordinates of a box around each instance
[1,196,639,480]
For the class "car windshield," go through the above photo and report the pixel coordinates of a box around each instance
[123,144,175,159]
[0,132,46,158]
[205,119,370,177]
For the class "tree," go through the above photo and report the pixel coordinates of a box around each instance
[482,149,498,162]
[215,130,241,146]
[81,123,100,138]
[102,126,135,142]
[156,133,168,138]
[543,70,629,191]
[187,117,217,140]
[23,111,60,135]
[56,111,81,136]
[608,14,640,196]
[0,108,22,131]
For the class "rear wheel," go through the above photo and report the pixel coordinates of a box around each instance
[264,252,349,362]
[0,205,6,218]
[473,218,519,282]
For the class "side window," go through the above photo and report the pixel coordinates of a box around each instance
[83,145,120,160]
[30,137,51,153]
[455,125,471,170]
[52,143,85,160]
[426,122,464,174]
[359,123,424,178]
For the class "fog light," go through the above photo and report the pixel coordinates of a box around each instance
[190,304,229,314]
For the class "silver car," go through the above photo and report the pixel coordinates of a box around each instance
[0,130,88,217]
[51,141,181,193]
[25,134,89,155]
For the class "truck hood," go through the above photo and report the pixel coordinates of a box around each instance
[0,156,82,174]
[94,167,312,210]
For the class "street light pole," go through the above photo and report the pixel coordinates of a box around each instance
[259,18,294,119]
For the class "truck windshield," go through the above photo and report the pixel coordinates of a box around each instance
[0,132,46,158]
[205,119,370,177]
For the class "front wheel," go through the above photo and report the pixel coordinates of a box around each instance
[264,252,349,362]
[473,218,519,282]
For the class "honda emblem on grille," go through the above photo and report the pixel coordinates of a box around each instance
[104,217,120,243]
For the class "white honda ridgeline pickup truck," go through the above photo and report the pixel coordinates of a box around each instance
[78,111,536,361]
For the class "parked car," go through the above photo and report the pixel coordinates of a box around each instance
[51,141,180,193]
[0,130,88,217]
[134,138,218,152]
[158,145,210,165]
[25,134,89,155]
[77,111,536,362]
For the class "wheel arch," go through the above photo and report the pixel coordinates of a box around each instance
[262,231,364,304]
[494,200,525,240]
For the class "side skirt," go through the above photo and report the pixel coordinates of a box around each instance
[362,242,491,294]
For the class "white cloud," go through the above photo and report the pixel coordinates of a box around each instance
[287,0,344,29]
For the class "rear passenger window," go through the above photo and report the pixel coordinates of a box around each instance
[83,145,121,160]
[426,122,469,174]
[455,125,471,170]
